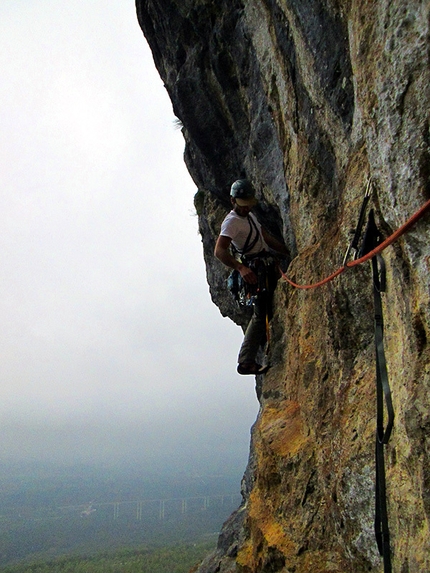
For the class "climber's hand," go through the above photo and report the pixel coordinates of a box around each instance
[239,264,257,284]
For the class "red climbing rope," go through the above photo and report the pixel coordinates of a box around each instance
[281,197,430,290]
[281,265,346,289]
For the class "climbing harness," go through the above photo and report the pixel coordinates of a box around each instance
[227,215,260,307]
[234,214,260,258]
[227,215,276,311]
[228,214,262,305]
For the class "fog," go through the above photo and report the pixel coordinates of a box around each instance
[0,1,258,476]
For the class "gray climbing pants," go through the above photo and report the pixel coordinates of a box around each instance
[236,255,279,365]
[238,294,268,365]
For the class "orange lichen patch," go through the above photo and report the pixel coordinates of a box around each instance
[248,488,296,555]
[258,400,308,457]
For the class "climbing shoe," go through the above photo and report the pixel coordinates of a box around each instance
[237,362,269,375]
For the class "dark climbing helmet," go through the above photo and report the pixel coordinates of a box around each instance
[230,179,257,207]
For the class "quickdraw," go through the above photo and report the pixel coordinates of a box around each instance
[360,209,394,573]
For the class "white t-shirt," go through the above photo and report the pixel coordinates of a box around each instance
[220,211,268,256]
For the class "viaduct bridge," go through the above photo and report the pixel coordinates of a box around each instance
[59,493,242,521]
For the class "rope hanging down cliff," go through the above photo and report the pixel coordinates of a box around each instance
[280,189,430,290]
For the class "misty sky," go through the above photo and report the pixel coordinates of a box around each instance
[0,1,259,475]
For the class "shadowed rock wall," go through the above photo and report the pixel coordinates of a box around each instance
[136,1,430,571]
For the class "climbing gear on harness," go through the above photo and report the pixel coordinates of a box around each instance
[280,193,430,289]
[360,210,394,573]
[227,215,260,306]
[230,179,257,206]
[237,362,270,375]
[227,268,243,301]
[228,252,277,309]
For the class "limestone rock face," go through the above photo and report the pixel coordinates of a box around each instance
[136,1,430,571]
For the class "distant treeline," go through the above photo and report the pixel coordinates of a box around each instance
[0,541,214,573]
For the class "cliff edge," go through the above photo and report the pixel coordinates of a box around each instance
[136,1,430,571]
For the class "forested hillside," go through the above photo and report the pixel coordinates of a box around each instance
[0,542,214,573]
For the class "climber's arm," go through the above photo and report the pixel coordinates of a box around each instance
[214,235,257,284]
[261,228,289,256]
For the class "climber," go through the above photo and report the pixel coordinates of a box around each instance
[214,179,288,375]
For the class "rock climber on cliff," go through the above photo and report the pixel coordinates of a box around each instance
[214,179,288,375]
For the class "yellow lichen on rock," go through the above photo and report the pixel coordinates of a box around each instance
[257,400,308,458]
[237,487,296,571]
